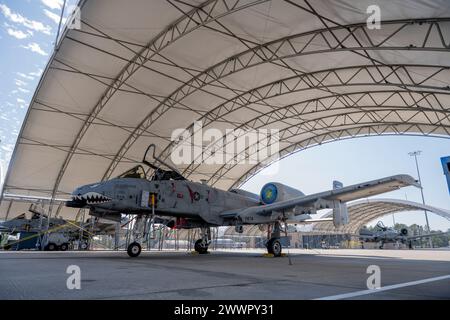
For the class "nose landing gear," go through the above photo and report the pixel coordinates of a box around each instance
[126,215,151,258]
[127,242,142,257]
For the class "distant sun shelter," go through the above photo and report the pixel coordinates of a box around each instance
[1,0,450,220]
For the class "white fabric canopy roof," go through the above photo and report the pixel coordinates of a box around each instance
[1,0,450,220]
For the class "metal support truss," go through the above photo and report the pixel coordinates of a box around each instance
[102,17,450,181]
[45,0,267,213]
[159,64,450,173]
[230,126,450,190]
[312,199,450,234]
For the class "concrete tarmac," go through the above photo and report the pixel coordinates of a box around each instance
[0,249,449,300]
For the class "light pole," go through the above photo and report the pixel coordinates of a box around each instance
[408,151,432,248]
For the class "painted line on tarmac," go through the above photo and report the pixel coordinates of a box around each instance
[315,274,450,300]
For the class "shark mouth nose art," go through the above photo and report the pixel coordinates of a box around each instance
[72,192,112,204]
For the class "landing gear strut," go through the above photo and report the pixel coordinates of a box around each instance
[126,215,151,258]
[194,227,211,254]
[266,221,283,257]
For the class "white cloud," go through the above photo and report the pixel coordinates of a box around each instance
[29,68,43,77]
[15,79,27,87]
[18,88,30,93]
[17,72,34,80]
[21,42,48,56]
[17,98,26,104]
[41,0,63,10]
[6,28,29,39]
[0,4,52,35]
[44,8,66,24]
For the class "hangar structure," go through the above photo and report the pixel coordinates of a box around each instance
[222,198,450,237]
[1,0,450,221]
[313,198,450,233]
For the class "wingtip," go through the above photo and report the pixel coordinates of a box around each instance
[395,174,421,188]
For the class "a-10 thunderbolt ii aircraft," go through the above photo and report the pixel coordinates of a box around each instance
[67,144,419,257]
[358,221,447,249]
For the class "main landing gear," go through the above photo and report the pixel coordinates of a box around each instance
[267,238,282,257]
[194,227,211,254]
[265,221,284,257]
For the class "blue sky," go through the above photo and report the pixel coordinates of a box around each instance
[0,0,78,178]
[0,1,449,231]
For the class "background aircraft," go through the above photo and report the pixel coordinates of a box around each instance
[358,221,447,249]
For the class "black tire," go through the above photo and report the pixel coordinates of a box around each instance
[267,238,274,254]
[46,243,57,251]
[59,243,68,251]
[127,242,141,258]
[80,242,88,250]
[268,238,282,257]
[194,239,208,254]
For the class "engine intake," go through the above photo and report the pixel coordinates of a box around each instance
[260,182,304,204]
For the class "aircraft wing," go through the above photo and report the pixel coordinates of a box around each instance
[225,175,418,219]
[407,231,449,240]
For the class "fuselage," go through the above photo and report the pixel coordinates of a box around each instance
[67,178,260,226]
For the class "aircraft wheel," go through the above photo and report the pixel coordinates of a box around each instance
[267,238,282,257]
[127,242,141,258]
[80,242,88,250]
[194,239,208,254]
[59,243,68,251]
[266,239,274,254]
[46,243,57,251]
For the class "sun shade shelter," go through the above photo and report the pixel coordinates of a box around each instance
[1,0,450,220]
[312,198,450,234]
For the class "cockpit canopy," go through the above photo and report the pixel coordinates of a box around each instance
[116,165,185,181]
[117,165,147,179]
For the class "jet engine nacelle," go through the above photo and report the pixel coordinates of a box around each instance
[260,182,304,204]
[400,228,408,236]
[333,201,349,228]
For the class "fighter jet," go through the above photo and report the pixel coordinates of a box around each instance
[0,212,68,233]
[67,144,419,257]
[358,221,447,249]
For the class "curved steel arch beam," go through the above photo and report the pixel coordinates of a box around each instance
[344,206,408,234]
[160,63,450,164]
[195,89,450,185]
[229,125,450,190]
[342,199,450,233]
[47,0,267,207]
[179,88,450,176]
[315,203,401,233]
[101,18,450,180]
[185,105,450,178]
[210,118,450,186]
